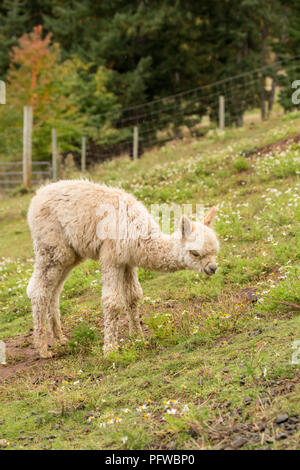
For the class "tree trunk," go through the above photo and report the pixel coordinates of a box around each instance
[268,78,276,116]
[261,81,266,121]
[260,20,267,121]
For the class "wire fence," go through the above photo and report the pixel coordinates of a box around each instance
[0,55,299,189]
[0,161,52,189]
[82,56,300,162]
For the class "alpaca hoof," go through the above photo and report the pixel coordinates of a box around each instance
[39,350,54,359]
[58,335,69,346]
[103,342,118,356]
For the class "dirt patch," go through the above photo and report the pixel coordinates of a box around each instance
[192,375,300,450]
[233,287,258,304]
[245,134,300,159]
[0,334,48,381]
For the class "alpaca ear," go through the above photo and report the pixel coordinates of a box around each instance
[179,215,193,238]
[204,206,218,227]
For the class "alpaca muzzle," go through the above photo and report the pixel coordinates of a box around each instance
[204,263,217,276]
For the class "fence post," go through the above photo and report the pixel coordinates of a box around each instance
[133,126,139,160]
[219,95,225,131]
[0,80,6,104]
[52,128,57,181]
[23,106,33,190]
[0,340,6,365]
[81,136,87,172]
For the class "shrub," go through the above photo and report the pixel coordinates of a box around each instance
[232,156,250,172]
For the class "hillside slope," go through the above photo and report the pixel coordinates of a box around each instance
[0,112,299,450]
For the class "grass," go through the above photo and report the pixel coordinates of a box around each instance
[0,110,299,449]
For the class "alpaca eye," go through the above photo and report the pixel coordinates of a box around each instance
[190,250,200,257]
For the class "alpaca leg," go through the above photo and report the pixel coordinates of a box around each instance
[47,280,68,346]
[101,266,126,355]
[28,257,63,358]
[123,266,144,336]
[47,259,80,345]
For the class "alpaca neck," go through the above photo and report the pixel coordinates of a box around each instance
[135,233,184,272]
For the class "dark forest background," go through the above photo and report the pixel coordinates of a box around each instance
[1,0,300,161]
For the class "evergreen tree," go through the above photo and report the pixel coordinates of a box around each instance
[0,0,28,77]
[276,0,300,112]
[0,0,298,160]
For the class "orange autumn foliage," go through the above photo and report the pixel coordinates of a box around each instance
[8,25,59,110]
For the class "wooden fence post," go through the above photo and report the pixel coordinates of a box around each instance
[23,106,33,190]
[0,340,6,365]
[81,136,87,172]
[219,95,225,131]
[0,80,6,104]
[133,126,139,160]
[52,128,57,181]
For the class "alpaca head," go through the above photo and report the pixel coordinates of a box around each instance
[176,207,220,275]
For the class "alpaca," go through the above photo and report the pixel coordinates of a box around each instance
[27,180,220,358]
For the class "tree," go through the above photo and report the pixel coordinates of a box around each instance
[0,0,54,77]
[8,25,58,109]
[276,0,300,112]
[2,25,85,160]
[0,0,28,77]
[0,0,297,163]
[1,24,121,161]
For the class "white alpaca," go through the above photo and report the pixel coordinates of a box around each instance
[27,180,220,358]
